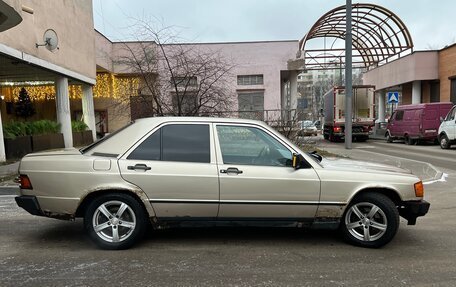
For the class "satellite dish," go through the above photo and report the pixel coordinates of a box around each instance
[36,29,59,51]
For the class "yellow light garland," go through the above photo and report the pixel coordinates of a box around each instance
[0,73,140,102]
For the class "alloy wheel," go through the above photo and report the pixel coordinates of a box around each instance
[92,200,137,243]
[344,202,387,242]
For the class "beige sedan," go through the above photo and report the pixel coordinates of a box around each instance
[15,117,429,249]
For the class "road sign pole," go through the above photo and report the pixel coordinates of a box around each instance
[345,0,352,149]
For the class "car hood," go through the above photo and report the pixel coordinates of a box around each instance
[320,157,412,175]
[23,148,82,158]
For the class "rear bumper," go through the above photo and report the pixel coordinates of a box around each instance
[399,200,430,225]
[15,195,44,216]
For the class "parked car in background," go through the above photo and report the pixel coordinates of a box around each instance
[298,120,318,136]
[15,117,429,249]
[386,102,454,145]
[438,105,456,149]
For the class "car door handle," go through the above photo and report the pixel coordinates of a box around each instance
[127,164,151,171]
[220,167,243,175]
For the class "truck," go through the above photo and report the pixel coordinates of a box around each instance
[323,85,375,142]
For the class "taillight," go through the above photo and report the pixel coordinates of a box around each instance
[19,174,33,190]
[334,126,342,133]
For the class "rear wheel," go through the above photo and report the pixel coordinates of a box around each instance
[340,193,399,248]
[440,134,451,149]
[404,135,415,145]
[84,193,148,250]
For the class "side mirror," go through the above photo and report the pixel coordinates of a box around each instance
[292,154,301,169]
[440,116,444,123]
[292,153,311,169]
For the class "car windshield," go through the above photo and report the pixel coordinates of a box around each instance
[302,121,315,127]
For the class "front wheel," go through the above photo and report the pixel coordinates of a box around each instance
[340,193,399,248]
[386,132,393,143]
[440,134,451,149]
[84,193,148,250]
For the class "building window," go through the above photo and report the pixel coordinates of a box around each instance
[171,76,198,87]
[172,93,198,114]
[238,92,264,120]
[237,75,264,85]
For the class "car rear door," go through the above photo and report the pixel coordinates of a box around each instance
[118,122,219,220]
[214,123,320,220]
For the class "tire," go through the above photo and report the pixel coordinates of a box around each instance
[440,134,451,149]
[340,193,399,248]
[386,132,393,143]
[84,193,148,250]
[404,135,415,145]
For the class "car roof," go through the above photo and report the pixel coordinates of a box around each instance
[134,116,267,126]
[84,116,269,157]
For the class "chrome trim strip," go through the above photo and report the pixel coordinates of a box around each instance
[149,199,346,206]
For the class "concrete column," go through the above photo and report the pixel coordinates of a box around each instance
[412,80,421,104]
[0,109,6,162]
[280,79,287,110]
[289,70,298,110]
[82,84,97,141]
[55,76,73,148]
[378,90,386,122]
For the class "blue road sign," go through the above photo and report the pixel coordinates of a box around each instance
[387,92,399,103]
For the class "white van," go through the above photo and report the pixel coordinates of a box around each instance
[438,105,456,149]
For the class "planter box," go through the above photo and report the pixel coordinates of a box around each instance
[4,135,32,160]
[73,130,94,147]
[32,133,65,152]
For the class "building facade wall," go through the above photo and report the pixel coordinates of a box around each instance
[0,0,96,80]
[94,30,300,130]
[363,51,439,91]
[438,44,456,103]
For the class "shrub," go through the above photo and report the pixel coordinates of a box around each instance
[28,120,60,135]
[2,120,61,139]
[71,120,88,132]
[3,121,28,139]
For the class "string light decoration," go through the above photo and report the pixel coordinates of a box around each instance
[0,73,140,102]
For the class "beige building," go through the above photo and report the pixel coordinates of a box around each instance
[0,0,97,160]
[363,45,456,122]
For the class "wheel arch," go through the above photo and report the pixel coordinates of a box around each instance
[347,187,402,208]
[438,131,448,139]
[75,188,155,219]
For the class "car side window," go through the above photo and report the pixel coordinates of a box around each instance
[127,124,210,163]
[395,110,404,121]
[127,129,160,160]
[216,125,292,167]
[162,124,210,163]
[446,107,456,121]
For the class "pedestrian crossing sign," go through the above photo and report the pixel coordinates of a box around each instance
[387,92,399,103]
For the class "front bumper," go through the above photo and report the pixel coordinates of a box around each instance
[399,200,430,225]
[15,195,44,216]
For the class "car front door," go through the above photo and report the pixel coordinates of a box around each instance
[214,123,321,220]
[446,107,456,140]
[118,123,219,219]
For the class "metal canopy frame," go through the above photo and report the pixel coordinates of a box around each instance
[299,3,413,70]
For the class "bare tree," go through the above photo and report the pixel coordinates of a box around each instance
[115,19,235,118]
